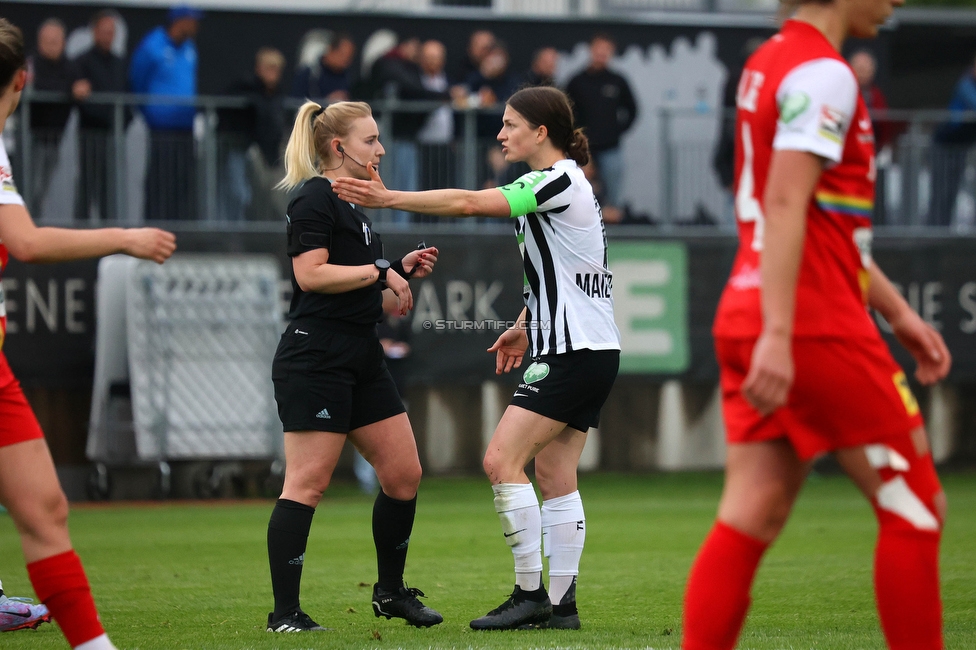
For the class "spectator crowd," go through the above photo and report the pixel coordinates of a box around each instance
[14,6,645,224]
[12,4,976,227]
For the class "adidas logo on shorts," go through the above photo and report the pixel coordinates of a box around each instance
[315,408,331,419]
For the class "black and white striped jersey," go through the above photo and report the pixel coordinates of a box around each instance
[498,159,620,357]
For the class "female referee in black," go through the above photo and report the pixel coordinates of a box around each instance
[266,100,442,632]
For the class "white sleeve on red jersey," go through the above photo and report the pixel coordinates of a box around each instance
[0,137,25,206]
[772,58,858,164]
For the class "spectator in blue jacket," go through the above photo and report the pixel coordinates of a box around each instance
[129,5,201,220]
[930,56,976,227]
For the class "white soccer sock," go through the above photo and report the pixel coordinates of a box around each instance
[74,634,118,650]
[542,490,585,604]
[492,483,543,591]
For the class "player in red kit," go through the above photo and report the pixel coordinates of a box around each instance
[681,0,951,648]
[0,18,176,650]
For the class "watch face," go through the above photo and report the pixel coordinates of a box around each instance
[375,259,391,270]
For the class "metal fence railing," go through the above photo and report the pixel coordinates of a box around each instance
[5,92,976,232]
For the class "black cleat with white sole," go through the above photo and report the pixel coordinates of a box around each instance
[372,584,444,627]
[470,585,552,630]
[266,609,328,632]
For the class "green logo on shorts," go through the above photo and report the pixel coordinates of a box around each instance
[522,362,550,384]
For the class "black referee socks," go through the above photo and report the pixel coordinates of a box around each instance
[372,491,417,591]
[268,498,315,619]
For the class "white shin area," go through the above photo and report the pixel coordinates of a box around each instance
[542,490,585,603]
[492,483,543,590]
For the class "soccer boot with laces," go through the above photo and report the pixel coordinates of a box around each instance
[371,583,443,627]
[469,585,552,630]
[0,595,52,632]
[266,609,327,632]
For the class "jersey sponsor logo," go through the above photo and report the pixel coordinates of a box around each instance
[779,91,810,124]
[0,165,17,194]
[522,362,550,384]
[892,371,920,417]
[817,105,846,144]
[575,272,613,298]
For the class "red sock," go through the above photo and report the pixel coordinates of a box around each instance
[875,526,943,650]
[682,521,769,650]
[27,550,105,647]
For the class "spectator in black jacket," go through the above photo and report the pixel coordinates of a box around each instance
[456,30,495,84]
[370,36,451,222]
[290,33,355,103]
[565,33,637,210]
[523,47,558,88]
[71,10,128,220]
[218,47,286,220]
[27,18,73,211]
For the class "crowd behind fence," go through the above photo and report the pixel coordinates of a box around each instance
[6,92,976,231]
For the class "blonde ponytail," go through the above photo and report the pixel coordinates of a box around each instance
[277,101,324,190]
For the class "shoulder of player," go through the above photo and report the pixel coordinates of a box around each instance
[775,57,857,101]
[288,178,346,217]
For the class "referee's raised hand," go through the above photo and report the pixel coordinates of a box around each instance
[122,228,177,264]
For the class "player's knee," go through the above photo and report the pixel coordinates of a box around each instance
[376,460,422,500]
[282,470,331,504]
[10,487,68,541]
[871,440,943,534]
[718,486,792,541]
[482,447,510,482]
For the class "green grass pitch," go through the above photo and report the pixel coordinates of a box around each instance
[1,472,974,649]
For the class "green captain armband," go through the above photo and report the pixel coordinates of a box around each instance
[498,170,549,217]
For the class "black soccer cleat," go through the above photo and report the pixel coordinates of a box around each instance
[469,585,552,630]
[549,601,581,630]
[372,583,444,627]
[266,609,328,632]
[517,578,582,630]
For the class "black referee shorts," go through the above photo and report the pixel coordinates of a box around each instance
[510,348,620,433]
[272,318,406,434]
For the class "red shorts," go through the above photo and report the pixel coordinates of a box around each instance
[0,353,45,448]
[717,335,924,460]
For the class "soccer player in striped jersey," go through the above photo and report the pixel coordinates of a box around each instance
[680,0,950,647]
[334,86,621,630]
[0,19,176,650]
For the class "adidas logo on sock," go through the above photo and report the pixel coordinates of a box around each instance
[395,536,410,550]
[315,408,331,419]
[289,554,304,565]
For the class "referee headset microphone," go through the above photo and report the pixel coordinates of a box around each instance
[337,143,370,169]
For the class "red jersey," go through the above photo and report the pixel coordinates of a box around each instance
[0,136,20,349]
[713,20,878,339]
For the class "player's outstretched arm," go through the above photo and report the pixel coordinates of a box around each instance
[868,261,951,384]
[0,204,176,264]
[332,163,511,218]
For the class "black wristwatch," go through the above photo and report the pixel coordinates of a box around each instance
[374,258,391,284]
